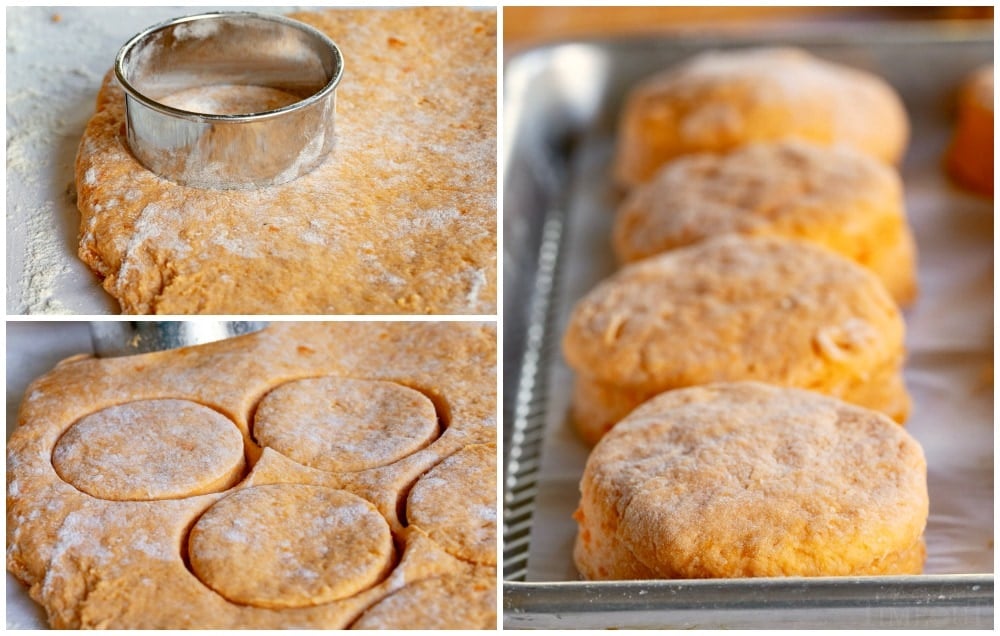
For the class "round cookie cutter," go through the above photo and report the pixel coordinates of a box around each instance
[115,11,344,190]
[89,321,270,357]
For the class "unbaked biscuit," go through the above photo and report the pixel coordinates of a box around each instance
[51,399,245,501]
[253,376,440,472]
[350,572,496,629]
[406,443,497,566]
[613,140,917,304]
[613,47,908,188]
[574,382,928,579]
[946,65,993,196]
[563,235,909,445]
[188,484,395,609]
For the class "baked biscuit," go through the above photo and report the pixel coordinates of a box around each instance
[6,322,497,628]
[613,140,917,304]
[563,235,909,445]
[613,47,908,188]
[946,65,993,196]
[574,382,928,579]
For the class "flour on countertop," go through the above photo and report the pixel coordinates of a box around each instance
[6,8,141,313]
[6,6,297,314]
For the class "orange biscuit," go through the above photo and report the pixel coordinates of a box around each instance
[613,47,908,188]
[563,235,910,445]
[613,140,917,304]
[574,382,928,579]
[946,65,993,197]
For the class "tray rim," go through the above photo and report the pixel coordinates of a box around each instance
[503,574,995,629]
[501,21,995,629]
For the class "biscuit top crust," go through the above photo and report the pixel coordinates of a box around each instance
[613,140,903,262]
[614,47,908,185]
[563,235,903,391]
[583,382,927,577]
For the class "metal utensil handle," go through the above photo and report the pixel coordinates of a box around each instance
[89,321,269,357]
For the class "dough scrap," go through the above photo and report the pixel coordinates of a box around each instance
[74,8,497,314]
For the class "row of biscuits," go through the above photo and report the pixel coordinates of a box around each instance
[564,47,940,580]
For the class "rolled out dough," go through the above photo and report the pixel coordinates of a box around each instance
[75,8,497,314]
[7,322,498,628]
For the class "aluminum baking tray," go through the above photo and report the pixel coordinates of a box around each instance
[502,22,994,629]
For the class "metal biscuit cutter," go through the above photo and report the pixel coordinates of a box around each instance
[115,12,344,189]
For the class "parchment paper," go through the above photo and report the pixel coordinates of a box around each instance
[523,91,994,581]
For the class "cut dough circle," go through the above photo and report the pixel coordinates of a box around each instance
[52,399,245,501]
[350,573,496,629]
[406,443,496,565]
[253,376,439,472]
[188,483,394,609]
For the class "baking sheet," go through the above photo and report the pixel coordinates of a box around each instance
[5,6,293,315]
[502,24,993,628]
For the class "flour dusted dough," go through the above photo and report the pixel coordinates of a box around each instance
[74,8,497,314]
[253,376,439,472]
[6,322,497,628]
[352,573,496,629]
[188,484,395,609]
[52,399,246,501]
[406,443,497,566]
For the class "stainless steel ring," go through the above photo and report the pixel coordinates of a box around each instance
[89,321,270,357]
[115,11,344,189]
